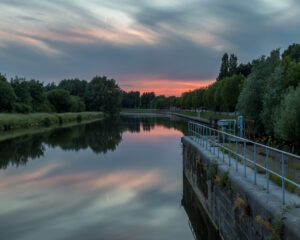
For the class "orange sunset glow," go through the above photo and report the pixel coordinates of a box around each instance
[119,75,215,96]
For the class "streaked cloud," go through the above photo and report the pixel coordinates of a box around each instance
[0,0,299,94]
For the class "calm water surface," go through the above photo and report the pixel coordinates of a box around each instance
[0,116,195,240]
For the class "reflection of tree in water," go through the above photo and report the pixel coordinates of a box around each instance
[182,175,221,240]
[0,116,187,169]
[0,134,45,169]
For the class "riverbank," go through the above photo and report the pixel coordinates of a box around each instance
[0,112,106,131]
[121,108,235,120]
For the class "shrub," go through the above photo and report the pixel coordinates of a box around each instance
[43,117,51,127]
[274,85,300,145]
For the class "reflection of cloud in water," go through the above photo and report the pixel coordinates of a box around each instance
[0,117,193,240]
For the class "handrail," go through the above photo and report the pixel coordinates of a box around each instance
[187,121,300,205]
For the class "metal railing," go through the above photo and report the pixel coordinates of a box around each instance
[188,121,300,205]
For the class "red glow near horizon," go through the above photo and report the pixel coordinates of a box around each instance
[118,75,215,96]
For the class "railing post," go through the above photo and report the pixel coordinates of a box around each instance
[213,129,215,155]
[282,153,285,205]
[206,128,208,150]
[254,144,257,185]
[222,133,225,162]
[235,138,238,172]
[209,128,212,152]
[217,131,220,159]
[229,136,231,166]
[266,148,269,193]
[244,141,246,177]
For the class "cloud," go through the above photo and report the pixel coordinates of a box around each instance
[0,0,299,94]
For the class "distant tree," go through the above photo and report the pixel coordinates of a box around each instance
[0,79,16,112]
[217,53,229,81]
[228,54,238,76]
[0,73,6,82]
[121,91,140,108]
[70,96,86,112]
[85,76,121,114]
[221,74,245,112]
[58,79,88,98]
[47,89,73,113]
[45,82,57,91]
[274,85,300,145]
[140,92,155,108]
[281,58,300,89]
[237,49,281,133]
[10,77,32,113]
[260,67,285,135]
[282,43,300,62]
[236,62,253,78]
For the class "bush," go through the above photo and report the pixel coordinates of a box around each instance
[43,117,51,127]
[76,114,82,122]
[47,89,73,113]
[274,85,300,145]
[0,80,16,112]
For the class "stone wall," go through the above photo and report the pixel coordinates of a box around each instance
[182,136,300,240]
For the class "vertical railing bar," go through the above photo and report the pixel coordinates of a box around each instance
[244,141,246,177]
[235,138,238,172]
[217,131,220,159]
[229,136,231,166]
[213,129,215,156]
[254,144,257,185]
[222,132,225,162]
[266,148,269,193]
[282,153,285,205]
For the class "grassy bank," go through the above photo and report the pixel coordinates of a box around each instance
[121,108,236,120]
[0,112,106,131]
[170,110,236,120]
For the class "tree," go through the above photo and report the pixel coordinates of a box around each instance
[121,91,140,108]
[274,85,300,145]
[0,79,16,112]
[282,43,300,62]
[58,79,88,98]
[85,76,121,114]
[140,92,155,108]
[47,89,73,113]
[228,54,238,76]
[260,67,285,135]
[237,49,281,133]
[217,53,229,81]
[221,74,245,112]
[10,77,33,113]
[27,79,52,112]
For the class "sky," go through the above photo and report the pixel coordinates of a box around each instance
[0,0,299,96]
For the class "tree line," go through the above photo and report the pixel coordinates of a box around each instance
[121,43,300,145]
[0,75,121,114]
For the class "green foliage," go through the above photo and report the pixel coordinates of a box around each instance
[274,85,300,145]
[207,160,218,181]
[43,117,51,127]
[0,80,16,112]
[47,89,73,113]
[260,67,285,135]
[85,76,122,114]
[76,114,82,122]
[140,92,155,108]
[58,79,87,98]
[221,74,245,112]
[10,77,32,113]
[237,49,281,133]
[282,43,300,62]
[217,53,229,81]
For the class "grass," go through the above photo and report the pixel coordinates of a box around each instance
[0,112,105,131]
[170,110,236,120]
[121,108,163,113]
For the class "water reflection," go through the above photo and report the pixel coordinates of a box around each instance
[0,116,187,169]
[0,116,192,240]
[182,175,221,240]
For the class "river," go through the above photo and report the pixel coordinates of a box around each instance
[0,116,201,240]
